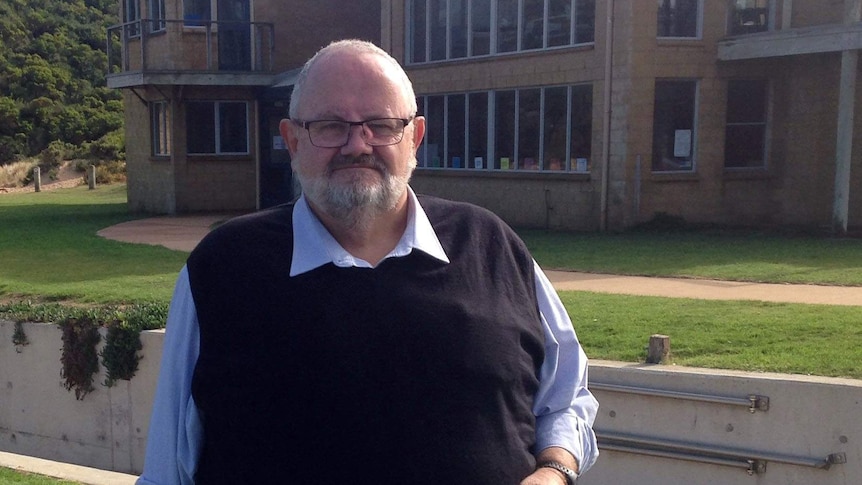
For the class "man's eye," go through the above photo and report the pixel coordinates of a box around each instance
[316,122,347,132]
[367,120,397,132]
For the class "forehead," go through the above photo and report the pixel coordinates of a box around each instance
[296,52,408,119]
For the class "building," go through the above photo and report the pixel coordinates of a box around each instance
[107,0,380,213]
[108,1,862,233]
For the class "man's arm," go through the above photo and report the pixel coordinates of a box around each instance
[137,266,203,485]
[527,261,600,482]
[521,446,579,485]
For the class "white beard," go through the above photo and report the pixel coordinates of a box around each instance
[295,154,414,231]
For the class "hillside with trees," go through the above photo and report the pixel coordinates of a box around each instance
[0,0,123,165]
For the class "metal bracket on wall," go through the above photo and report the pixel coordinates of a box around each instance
[128,87,147,107]
[597,430,847,475]
[591,381,770,413]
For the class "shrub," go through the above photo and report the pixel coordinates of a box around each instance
[88,128,125,161]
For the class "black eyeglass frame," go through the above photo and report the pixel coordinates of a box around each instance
[291,117,414,148]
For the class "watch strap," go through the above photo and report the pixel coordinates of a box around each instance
[538,460,578,484]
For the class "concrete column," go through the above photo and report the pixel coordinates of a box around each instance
[88,164,96,190]
[33,167,41,192]
[833,0,862,233]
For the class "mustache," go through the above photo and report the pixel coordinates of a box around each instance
[327,154,387,174]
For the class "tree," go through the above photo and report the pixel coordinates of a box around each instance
[0,0,122,164]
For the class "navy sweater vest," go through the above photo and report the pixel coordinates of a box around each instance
[188,196,545,484]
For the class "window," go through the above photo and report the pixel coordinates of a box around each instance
[151,101,171,156]
[417,84,592,171]
[186,101,249,155]
[518,88,541,169]
[411,0,428,62]
[468,92,489,168]
[408,0,596,63]
[657,0,700,38]
[471,0,491,56]
[184,0,211,27]
[124,0,140,37]
[729,0,769,35]
[725,80,768,168]
[448,94,466,167]
[149,0,166,32]
[652,80,697,172]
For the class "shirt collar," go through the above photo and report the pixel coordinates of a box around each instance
[289,187,449,277]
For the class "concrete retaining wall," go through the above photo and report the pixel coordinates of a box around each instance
[1,321,860,482]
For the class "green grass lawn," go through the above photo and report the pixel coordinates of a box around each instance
[520,229,862,286]
[562,291,862,378]
[1,184,861,378]
[0,467,81,484]
[0,185,186,304]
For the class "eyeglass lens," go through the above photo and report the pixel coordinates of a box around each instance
[307,119,406,147]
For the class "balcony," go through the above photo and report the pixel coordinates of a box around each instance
[728,7,770,36]
[106,19,275,89]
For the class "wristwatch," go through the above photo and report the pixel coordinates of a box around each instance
[538,460,578,484]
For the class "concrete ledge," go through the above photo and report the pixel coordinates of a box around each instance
[0,451,136,485]
[3,321,861,484]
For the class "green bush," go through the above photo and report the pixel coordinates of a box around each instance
[87,128,124,161]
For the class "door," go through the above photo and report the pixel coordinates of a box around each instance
[218,0,251,70]
[259,100,295,209]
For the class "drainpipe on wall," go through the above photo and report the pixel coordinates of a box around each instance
[600,0,615,232]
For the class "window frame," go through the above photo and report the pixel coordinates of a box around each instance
[416,84,592,173]
[727,0,771,36]
[656,0,702,39]
[724,79,770,170]
[149,0,167,33]
[407,0,596,65]
[185,101,250,156]
[150,101,171,157]
[124,0,141,38]
[651,79,699,173]
[184,0,213,27]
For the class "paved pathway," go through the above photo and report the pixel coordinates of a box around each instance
[96,214,862,307]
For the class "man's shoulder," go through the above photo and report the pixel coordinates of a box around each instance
[417,194,502,224]
[191,203,295,257]
[416,194,526,248]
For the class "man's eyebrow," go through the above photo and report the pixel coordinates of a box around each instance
[306,112,393,121]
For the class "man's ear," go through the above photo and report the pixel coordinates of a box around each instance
[410,116,426,155]
[280,119,299,157]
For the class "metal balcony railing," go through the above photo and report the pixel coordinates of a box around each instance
[107,18,274,77]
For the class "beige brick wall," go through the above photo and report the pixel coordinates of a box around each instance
[400,0,862,230]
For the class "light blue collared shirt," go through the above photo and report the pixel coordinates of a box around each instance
[137,189,598,484]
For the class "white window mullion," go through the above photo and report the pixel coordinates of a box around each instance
[539,88,545,169]
[487,91,495,168]
[513,89,520,170]
[489,0,498,54]
[214,101,222,154]
[566,85,573,171]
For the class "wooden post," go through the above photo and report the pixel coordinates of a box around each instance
[88,164,96,190]
[33,167,41,192]
[647,334,671,364]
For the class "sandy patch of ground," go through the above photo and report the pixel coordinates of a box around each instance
[0,162,85,195]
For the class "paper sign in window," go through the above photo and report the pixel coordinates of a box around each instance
[674,130,692,158]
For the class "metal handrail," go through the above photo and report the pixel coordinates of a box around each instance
[106,18,275,75]
[590,381,770,413]
[597,430,846,475]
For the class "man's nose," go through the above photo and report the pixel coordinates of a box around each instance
[340,124,374,155]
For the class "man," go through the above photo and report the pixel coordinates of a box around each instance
[138,39,598,484]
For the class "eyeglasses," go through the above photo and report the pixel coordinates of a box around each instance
[293,117,414,148]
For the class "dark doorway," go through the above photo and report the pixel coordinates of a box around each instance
[259,98,294,209]
[218,0,251,70]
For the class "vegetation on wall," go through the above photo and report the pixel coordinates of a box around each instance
[2,301,168,399]
[0,0,123,165]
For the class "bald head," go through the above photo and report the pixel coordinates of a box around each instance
[288,40,418,120]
